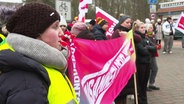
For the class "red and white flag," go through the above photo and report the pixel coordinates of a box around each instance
[68,30,136,104]
[175,12,184,33]
[78,0,92,22]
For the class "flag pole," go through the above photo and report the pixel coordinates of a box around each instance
[134,73,138,104]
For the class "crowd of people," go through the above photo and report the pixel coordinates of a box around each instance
[0,2,177,104]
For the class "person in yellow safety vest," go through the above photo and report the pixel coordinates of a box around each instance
[0,3,78,104]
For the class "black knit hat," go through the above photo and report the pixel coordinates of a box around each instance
[6,3,60,38]
[118,15,130,24]
[113,15,130,31]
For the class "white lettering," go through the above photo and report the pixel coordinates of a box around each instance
[82,39,133,104]
[106,22,116,36]
[70,44,81,102]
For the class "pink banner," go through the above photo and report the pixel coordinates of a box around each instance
[68,31,136,104]
[96,7,119,38]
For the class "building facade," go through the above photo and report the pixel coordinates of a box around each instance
[157,0,184,20]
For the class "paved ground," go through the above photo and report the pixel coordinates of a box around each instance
[127,39,184,104]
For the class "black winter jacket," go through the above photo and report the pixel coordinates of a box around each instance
[135,31,156,64]
[0,50,50,104]
[91,24,107,40]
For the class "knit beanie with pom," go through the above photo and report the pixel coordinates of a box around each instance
[6,3,60,39]
[96,17,108,27]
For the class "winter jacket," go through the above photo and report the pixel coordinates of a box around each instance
[135,31,156,64]
[0,49,49,104]
[0,40,78,104]
[155,23,163,40]
[91,24,107,40]
[162,21,175,36]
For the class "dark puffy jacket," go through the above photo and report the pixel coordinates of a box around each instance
[0,50,50,104]
[91,24,107,40]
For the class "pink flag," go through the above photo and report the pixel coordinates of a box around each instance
[78,0,92,22]
[96,7,119,39]
[175,12,184,33]
[68,30,136,104]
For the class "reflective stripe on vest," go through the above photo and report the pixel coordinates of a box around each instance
[0,34,5,40]
[0,34,5,44]
[43,62,78,104]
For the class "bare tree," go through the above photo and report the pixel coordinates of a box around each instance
[26,0,55,7]
[24,0,150,22]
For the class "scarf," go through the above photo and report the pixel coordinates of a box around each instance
[114,25,131,32]
[147,31,153,37]
[135,30,146,38]
[6,33,67,72]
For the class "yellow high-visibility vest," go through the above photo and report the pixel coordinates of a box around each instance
[0,39,13,51]
[0,40,78,104]
[44,66,78,104]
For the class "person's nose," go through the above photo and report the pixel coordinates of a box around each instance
[58,27,64,37]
